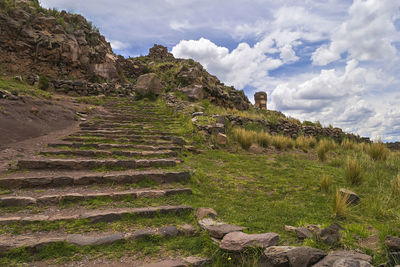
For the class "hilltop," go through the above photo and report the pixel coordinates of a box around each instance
[1,1,400,267]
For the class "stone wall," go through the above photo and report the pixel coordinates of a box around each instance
[51,80,134,96]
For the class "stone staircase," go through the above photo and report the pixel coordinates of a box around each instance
[0,99,209,266]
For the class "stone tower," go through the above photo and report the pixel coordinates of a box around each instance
[254,92,267,110]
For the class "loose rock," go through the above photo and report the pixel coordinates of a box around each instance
[385,236,400,251]
[195,207,217,219]
[263,246,326,267]
[340,188,360,205]
[220,231,279,252]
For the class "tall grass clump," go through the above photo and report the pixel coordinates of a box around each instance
[344,157,362,185]
[319,174,332,192]
[232,128,256,150]
[333,189,349,218]
[256,131,272,148]
[296,135,317,152]
[316,139,336,161]
[271,135,294,150]
[341,138,357,150]
[366,141,390,161]
[391,174,400,196]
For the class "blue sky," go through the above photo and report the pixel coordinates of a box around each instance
[40,0,400,141]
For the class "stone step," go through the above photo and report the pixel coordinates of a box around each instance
[0,226,200,256]
[0,188,192,207]
[71,133,183,141]
[79,126,179,131]
[61,137,177,145]
[77,130,177,136]
[0,170,190,189]
[17,158,177,170]
[80,121,181,127]
[48,142,182,151]
[40,150,178,158]
[0,205,193,225]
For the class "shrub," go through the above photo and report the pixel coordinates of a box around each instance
[391,174,400,196]
[38,74,49,91]
[366,141,389,161]
[316,139,336,161]
[344,157,362,185]
[232,128,255,150]
[333,189,349,218]
[271,135,294,150]
[296,135,316,152]
[256,132,272,148]
[319,174,332,192]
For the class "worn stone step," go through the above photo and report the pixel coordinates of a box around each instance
[17,158,177,170]
[0,205,193,225]
[80,121,181,127]
[71,133,183,141]
[0,225,199,256]
[140,257,211,267]
[61,137,177,145]
[0,188,192,207]
[77,130,177,136]
[80,126,179,131]
[48,142,182,151]
[0,170,190,189]
[40,150,178,158]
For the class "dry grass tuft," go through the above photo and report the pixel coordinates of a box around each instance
[333,189,349,218]
[341,138,357,150]
[296,136,317,152]
[232,128,256,150]
[271,135,294,150]
[256,132,272,148]
[319,174,332,192]
[366,141,390,161]
[391,174,400,196]
[316,139,336,161]
[344,157,362,185]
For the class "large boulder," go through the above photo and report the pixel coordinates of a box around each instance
[220,231,279,252]
[262,246,326,267]
[134,73,163,96]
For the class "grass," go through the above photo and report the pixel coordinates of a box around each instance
[344,157,362,185]
[333,189,349,218]
[366,142,390,161]
[320,174,332,192]
[1,97,400,266]
[316,139,337,161]
[0,75,52,99]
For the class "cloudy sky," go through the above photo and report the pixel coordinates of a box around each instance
[40,0,400,141]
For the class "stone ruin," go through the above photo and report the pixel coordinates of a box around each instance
[254,92,267,110]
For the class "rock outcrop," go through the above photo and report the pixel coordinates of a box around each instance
[0,0,118,80]
[120,45,251,111]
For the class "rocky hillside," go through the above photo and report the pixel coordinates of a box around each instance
[0,0,251,110]
[0,0,118,80]
[118,45,251,110]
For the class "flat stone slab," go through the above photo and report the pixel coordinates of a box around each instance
[198,218,245,239]
[140,257,210,267]
[0,188,192,207]
[17,158,176,170]
[48,142,182,151]
[0,171,190,189]
[0,205,193,225]
[312,250,372,267]
[0,224,198,255]
[263,246,326,267]
[220,231,279,252]
[40,150,178,158]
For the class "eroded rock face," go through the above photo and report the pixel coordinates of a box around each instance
[0,2,118,80]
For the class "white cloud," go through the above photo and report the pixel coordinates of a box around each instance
[109,40,130,50]
[312,0,400,65]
